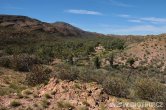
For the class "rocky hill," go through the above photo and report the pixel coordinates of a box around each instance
[0,15,101,37]
[116,34,166,70]
[0,68,154,110]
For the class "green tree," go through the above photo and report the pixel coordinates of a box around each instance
[126,57,135,68]
[94,57,101,69]
[68,55,74,65]
[109,53,114,68]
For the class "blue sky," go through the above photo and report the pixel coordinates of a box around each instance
[0,0,166,35]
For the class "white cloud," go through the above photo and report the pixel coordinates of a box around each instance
[128,19,142,23]
[140,17,166,23]
[109,0,133,7]
[117,14,166,24]
[117,14,130,18]
[109,25,166,35]
[66,9,102,15]
[96,24,166,35]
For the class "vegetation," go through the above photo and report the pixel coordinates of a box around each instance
[94,57,101,69]
[102,77,129,98]
[0,25,166,109]
[25,65,52,86]
[57,101,75,109]
[135,78,166,102]
[40,99,50,108]
[10,100,21,107]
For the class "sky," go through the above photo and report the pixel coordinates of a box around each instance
[0,0,166,35]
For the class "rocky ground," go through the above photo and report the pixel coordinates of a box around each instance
[0,76,156,110]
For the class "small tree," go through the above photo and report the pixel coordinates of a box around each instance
[126,58,135,80]
[126,58,135,68]
[94,57,100,69]
[68,55,74,65]
[108,53,114,68]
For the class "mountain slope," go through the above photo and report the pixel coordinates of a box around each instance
[0,15,101,37]
[116,34,166,70]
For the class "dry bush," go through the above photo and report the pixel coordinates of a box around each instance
[56,64,79,81]
[12,54,39,72]
[0,54,39,72]
[25,65,52,86]
[0,56,13,68]
[102,77,130,98]
[135,78,166,102]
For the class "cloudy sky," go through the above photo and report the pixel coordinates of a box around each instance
[0,0,166,35]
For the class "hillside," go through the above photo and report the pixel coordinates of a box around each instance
[0,67,155,110]
[0,15,101,37]
[0,15,166,110]
[116,34,166,70]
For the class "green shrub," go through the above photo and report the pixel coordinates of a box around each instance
[35,46,54,63]
[56,65,78,81]
[0,56,13,68]
[13,54,39,72]
[57,101,75,109]
[40,99,50,108]
[94,57,101,69]
[21,89,33,96]
[56,64,108,83]
[10,100,21,107]
[126,57,135,67]
[25,65,51,86]
[5,47,14,55]
[44,93,52,99]
[89,69,108,84]
[102,77,129,98]
[135,78,166,102]
[77,68,93,82]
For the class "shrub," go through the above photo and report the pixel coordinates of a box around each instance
[102,77,129,98]
[56,64,78,81]
[44,93,52,99]
[25,65,52,86]
[35,46,54,64]
[10,100,21,107]
[90,69,109,84]
[94,57,101,69]
[57,101,75,109]
[77,68,93,82]
[135,78,166,102]
[126,57,135,67]
[78,68,108,83]
[40,99,50,108]
[0,50,5,57]
[0,56,12,68]
[5,47,14,55]
[56,64,108,83]
[12,54,39,72]
[21,89,33,96]
[51,91,56,95]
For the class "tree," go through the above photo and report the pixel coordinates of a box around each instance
[126,58,135,81]
[108,53,114,68]
[126,58,135,68]
[94,57,100,69]
[68,55,74,65]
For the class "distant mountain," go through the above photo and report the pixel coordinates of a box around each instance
[0,15,103,37]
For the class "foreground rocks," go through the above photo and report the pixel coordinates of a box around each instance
[0,78,155,110]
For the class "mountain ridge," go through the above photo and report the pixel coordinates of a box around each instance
[0,15,104,37]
